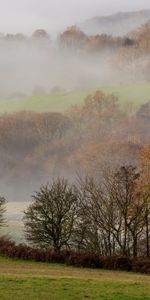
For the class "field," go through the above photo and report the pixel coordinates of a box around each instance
[0,256,149,300]
[0,82,150,113]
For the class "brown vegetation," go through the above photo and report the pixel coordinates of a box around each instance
[0,91,149,199]
[0,238,149,274]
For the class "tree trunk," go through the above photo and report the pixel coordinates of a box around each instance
[133,236,138,257]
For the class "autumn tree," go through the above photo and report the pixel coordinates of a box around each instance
[32,29,50,40]
[59,26,88,50]
[74,90,122,140]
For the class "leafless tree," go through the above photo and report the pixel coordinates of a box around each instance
[24,178,79,251]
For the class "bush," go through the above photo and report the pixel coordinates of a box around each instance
[66,252,101,268]
[114,256,132,271]
[132,258,150,274]
[99,256,116,270]
[0,238,150,274]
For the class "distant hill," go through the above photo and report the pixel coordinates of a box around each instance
[78,9,150,36]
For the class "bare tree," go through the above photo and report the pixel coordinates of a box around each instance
[24,178,79,251]
[103,166,145,257]
[76,166,146,257]
[75,176,116,255]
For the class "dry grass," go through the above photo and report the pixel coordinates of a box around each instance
[0,256,149,281]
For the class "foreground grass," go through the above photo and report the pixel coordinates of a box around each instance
[0,82,149,113]
[0,257,149,300]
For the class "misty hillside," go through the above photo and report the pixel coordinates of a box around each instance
[79,9,150,36]
[0,9,149,203]
[0,20,149,99]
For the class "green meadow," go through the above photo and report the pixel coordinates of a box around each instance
[0,82,149,113]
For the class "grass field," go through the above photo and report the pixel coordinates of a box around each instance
[0,82,150,113]
[0,256,149,300]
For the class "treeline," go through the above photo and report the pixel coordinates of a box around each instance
[1,22,149,55]
[59,25,135,52]
[0,163,149,257]
[59,23,150,81]
[0,238,150,274]
[22,163,149,258]
[0,163,150,274]
[59,22,150,54]
[0,91,149,199]
[0,22,150,85]
[0,29,50,41]
[0,26,134,48]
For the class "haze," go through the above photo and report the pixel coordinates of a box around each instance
[0,0,150,35]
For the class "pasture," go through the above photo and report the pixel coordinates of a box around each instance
[0,256,149,300]
[0,82,149,113]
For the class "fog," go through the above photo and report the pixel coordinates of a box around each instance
[0,39,118,98]
[0,1,149,97]
[0,36,149,98]
[0,21,149,205]
[0,0,150,35]
[0,1,150,243]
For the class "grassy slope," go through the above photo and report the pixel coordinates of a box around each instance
[0,257,150,300]
[0,82,149,113]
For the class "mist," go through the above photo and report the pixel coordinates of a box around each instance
[0,21,149,204]
[0,1,149,244]
[0,38,117,98]
[0,0,150,35]
[0,35,149,99]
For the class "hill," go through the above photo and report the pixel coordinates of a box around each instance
[79,9,150,36]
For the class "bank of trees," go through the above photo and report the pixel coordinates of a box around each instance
[0,152,149,258]
[0,91,149,199]
[23,164,150,257]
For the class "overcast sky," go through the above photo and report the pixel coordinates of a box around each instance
[0,0,150,35]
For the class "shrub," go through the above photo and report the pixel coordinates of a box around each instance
[114,256,132,271]
[99,256,116,270]
[66,252,101,268]
[0,238,150,274]
[132,258,150,274]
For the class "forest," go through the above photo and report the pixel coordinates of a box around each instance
[0,90,149,199]
[0,10,150,269]
[0,3,150,300]
[0,90,149,260]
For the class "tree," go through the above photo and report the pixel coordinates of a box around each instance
[74,176,103,254]
[0,197,6,228]
[139,144,150,257]
[75,175,116,256]
[109,166,145,257]
[24,178,79,251]
[75,166,145,257]
[32,29,50,40]
[59,26,87,50]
